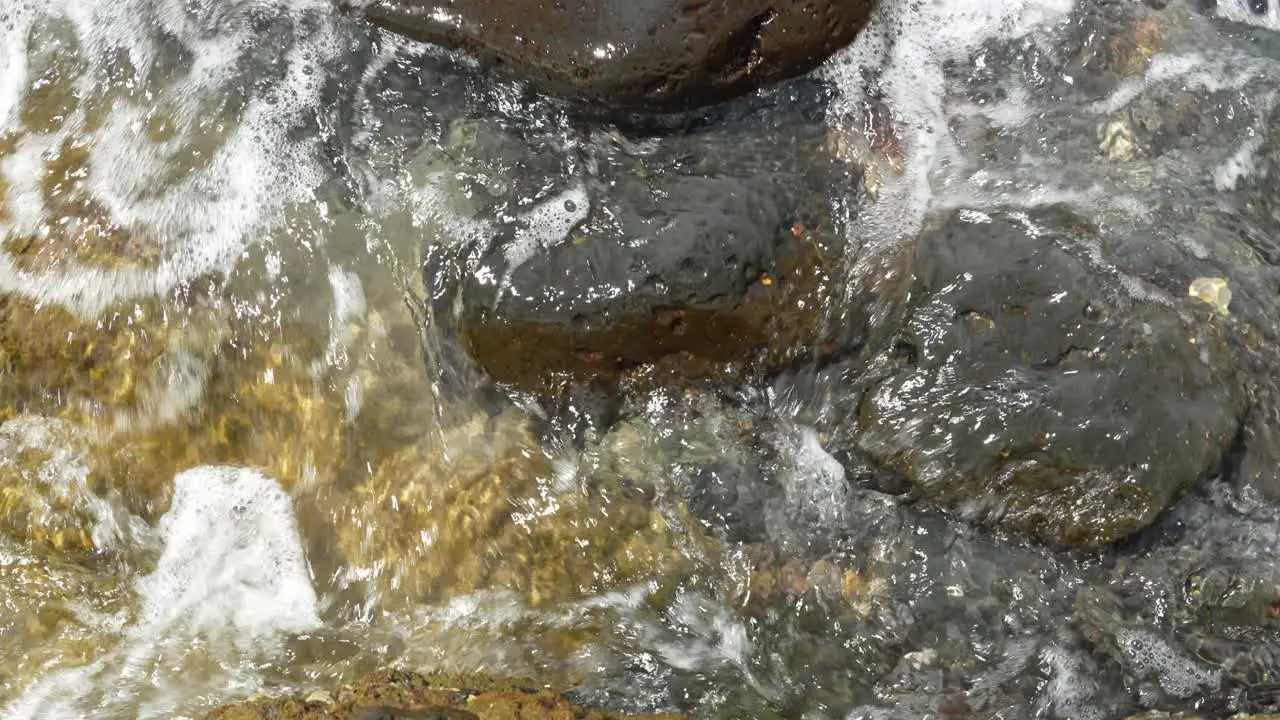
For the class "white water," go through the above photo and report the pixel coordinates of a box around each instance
[5,466,319,719]
[821,0,1076,251]
[0,0,343,316]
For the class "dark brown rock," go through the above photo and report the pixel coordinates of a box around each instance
[356,0,875,111]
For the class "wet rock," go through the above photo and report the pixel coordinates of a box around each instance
[856,207,1246,549]
[1126,707,1280,712]
[1076,482,1280,713]
[0,537,128,700]
[356,0,875,112]
[436,90,885,393]
[203,669,683,719]
[322,407,717,611]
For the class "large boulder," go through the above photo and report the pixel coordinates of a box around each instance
[355,0,875,111]
[855,207,1246,549]
[426,86,906,392]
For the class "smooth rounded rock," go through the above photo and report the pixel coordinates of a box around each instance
[356,0,876,111]
[428,88,879,392]
[855,207,1246,549]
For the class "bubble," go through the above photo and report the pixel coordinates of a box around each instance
[1215,0,1280,29]
[1113,627,1221,699]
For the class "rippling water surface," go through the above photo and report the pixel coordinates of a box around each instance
[1,0,1279,717]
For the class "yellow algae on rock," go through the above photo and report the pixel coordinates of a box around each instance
[0,135,163,273]
[96,323,353,520]
[0,540,130,701]
[326,409,712,611]
[0,295,171,420]
[203,669,685,720]
[1189,276,1231,315]
[0,417,103,554]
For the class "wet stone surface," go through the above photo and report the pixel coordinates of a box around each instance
[440,85,855,393]
[204,669,683,719]
[853,207,1246,548]
[414,81,896,394]
[355,0,876,112]
[1074,480,1280,714]
[4,0,1280,718]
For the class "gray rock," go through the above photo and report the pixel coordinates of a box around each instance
[855,207,1246,549]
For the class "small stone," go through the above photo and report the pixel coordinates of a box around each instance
[304,690,333,705]
[904,648,938,669]
[1189,276,1231,315]
[1099,119,1137,161]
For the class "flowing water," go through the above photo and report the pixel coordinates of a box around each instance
[1,0,1280,717]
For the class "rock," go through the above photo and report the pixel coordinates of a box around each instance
[855,207,1245,549]
[202,669,683,719]
[0,538,127,700]
[434,88,879,392]
[321,407,716,610]
[1073,482,1280,712]
[359,706,478,720]
[356,0,875,111]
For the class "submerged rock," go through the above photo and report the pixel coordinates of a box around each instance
[322,407,716,610]
[431,87,896,393]
[0,537,128,702]
[855,208,1245,549]
[1072,481,1280,713]
[356,0,875,111]
[203,669,683,719]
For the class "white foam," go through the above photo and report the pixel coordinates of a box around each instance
[1038,645,1105,720]
[821,0,1075,250]
[493,183,590,301]
[324,263,368,369]
[1092,51,1278,117]
[5,465,320,719]
[1213,133,1266,191]
[136,465,320,638]
[0,0,343,317]
[782,425,849,530]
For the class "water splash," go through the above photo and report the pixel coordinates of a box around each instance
[5,466,319,719]
[821,0,1076,249]
[0,0,345,315]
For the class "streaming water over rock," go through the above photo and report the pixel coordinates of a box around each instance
[0,0,1279,718]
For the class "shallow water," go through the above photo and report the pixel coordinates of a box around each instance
[1,0,1280,718]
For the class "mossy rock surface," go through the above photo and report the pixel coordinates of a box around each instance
[204,669,684,720]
